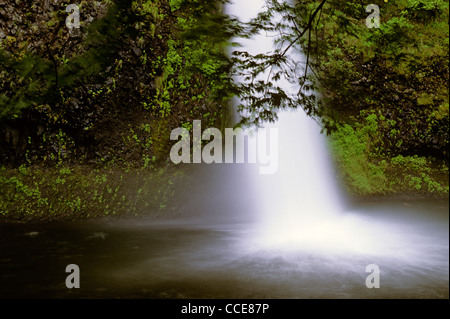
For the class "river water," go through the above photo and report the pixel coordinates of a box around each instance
[0,200,448,298]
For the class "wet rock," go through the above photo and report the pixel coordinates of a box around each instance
[24,231,40,237]
[132,45,142,56]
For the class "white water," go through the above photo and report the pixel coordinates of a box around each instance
[227,0,347,247]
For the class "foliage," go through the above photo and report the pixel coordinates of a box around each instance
[0,0,232,167]
[228,0,329,127]
[0,0,138,120]
[0,164,183,221]
[329,116,449,197]
[300,0,449,198]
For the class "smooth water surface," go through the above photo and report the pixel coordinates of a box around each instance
[0,200,448,299]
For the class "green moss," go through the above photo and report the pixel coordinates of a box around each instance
[0,165,183,222]
[313,0,448,197]
[329,121,448,197]
[434,102,449,120]
[417,93,435,106]
[329,123,390,196]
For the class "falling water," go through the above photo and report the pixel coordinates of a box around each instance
[225,2,448,277]
[226,0,348,248]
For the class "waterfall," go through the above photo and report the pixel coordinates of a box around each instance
[226,0,347,248]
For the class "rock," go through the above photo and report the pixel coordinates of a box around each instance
[24,231,40,237]
[132,45,142,56]
[70,98,80,109]
[69,28,81,38]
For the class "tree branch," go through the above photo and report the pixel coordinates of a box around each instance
[281,0,327,57]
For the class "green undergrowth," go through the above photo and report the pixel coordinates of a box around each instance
[0,164,186,223]
[308,0,449,197]
[0,0,232,167]
[329,115,449,197]
[0,0,233,222]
